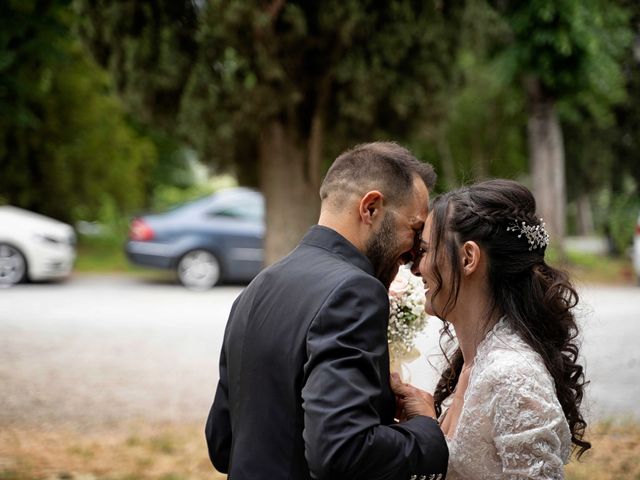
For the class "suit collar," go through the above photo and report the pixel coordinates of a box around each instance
[301,225,374,276]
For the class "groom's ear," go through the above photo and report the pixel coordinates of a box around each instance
[359,190,384,226]
[461,241,481,276]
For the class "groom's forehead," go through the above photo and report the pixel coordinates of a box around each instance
[400,201,428,226]
[391,208,424,227]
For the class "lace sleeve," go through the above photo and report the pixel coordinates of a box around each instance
[486,353,571,479]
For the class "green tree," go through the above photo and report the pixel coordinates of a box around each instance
[0,0,155,223]
[74,0,199,133]
[74,0,202,200]
[562,0,640,247]
[490,0,631,245]
[179,1,463,262]
[424,0,527,189]
[610,0,640,193]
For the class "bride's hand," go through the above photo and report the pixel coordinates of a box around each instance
[390,373,437,422]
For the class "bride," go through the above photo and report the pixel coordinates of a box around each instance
[393,179,590,479]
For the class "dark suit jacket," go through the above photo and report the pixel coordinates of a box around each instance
[206,225,448,479]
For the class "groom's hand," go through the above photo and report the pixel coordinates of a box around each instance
[390,373,437,422]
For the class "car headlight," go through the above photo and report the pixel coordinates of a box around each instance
[34,233,64,245]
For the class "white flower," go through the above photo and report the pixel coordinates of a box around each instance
[389,266,411,297]
[387,265,428,361]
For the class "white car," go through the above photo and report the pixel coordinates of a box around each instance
[634,211,640,284]
[0,206,76,286]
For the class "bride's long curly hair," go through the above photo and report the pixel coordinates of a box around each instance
[428,179,591,458]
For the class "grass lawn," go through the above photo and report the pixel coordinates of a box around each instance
[74,242,133,273]
[75,237,150,275]
[0,420,638,480]
[73,237,174,283]
[561,251,636,286]
[546,247,636,286]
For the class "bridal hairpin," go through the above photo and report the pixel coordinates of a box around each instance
[506,218,550,251]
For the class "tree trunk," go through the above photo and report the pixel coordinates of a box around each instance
[575,193,594,236]
[526,78,566,251]
[259,121,321,265]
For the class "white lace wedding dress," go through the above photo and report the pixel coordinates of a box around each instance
[441,319,572,479]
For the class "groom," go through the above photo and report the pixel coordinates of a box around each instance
[206,142,448,479]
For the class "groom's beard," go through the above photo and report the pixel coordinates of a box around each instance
[365,212,399,290]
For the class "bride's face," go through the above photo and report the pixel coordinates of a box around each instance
[417,215,454,319]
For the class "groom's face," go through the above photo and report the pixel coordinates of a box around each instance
[365,177,429,289]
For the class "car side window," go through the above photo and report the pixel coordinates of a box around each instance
[207,203,263,221]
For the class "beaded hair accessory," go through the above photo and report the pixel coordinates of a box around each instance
[506,218,550,251]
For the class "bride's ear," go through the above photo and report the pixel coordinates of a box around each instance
[460,241,481,276]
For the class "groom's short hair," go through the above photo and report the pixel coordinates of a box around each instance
[319,142,436,210]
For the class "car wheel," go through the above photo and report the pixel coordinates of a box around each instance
[177,249,221,290]
[0,243,27,286]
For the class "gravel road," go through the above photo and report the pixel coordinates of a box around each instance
[1,275,638,431]
[0,275,240,430]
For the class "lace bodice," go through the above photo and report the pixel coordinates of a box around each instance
[442,320,572,479]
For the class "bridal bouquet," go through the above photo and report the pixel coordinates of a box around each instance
[387,265,428,364]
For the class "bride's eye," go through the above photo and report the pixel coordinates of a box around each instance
[420,243,431,256]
